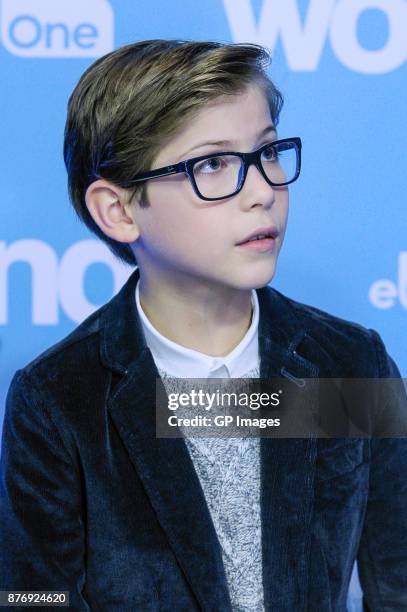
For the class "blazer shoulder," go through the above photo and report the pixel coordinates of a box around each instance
[272,288,373,339]
[269,288,392,376]
[21,303,108,381]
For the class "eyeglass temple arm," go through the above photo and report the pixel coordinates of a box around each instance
[128,161,186,184]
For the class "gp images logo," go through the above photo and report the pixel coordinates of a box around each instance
[0,0,114,58]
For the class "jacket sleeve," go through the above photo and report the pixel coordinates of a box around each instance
[357,330,407,611]
[0,369,90,611]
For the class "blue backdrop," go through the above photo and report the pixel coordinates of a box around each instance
[1,1,406,608]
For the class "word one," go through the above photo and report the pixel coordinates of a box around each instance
[223,0,407,74]
[0,0,113,58]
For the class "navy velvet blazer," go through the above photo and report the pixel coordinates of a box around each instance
[1,267,406,611]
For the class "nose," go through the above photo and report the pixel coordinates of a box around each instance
[239,161,275,210]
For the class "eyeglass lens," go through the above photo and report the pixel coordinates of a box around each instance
[192,142,298,199]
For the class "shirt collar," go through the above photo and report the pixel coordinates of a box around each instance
[135,280,259,378]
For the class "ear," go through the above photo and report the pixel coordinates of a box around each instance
[84,179,141,243]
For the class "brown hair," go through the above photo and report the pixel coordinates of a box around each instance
[63,39,284,266]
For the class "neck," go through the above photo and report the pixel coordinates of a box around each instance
[137,272,253,357]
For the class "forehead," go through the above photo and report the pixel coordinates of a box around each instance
[155,85,273,164]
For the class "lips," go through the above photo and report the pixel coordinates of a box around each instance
[236,225,279,246]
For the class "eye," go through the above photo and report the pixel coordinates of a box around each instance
[194,156,226,174]
[260,144,278,162]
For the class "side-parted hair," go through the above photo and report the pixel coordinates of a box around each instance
[63,39,284,266]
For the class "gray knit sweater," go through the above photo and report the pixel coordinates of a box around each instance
[158,365,265,612]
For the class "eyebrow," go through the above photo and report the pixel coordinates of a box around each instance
[179,125,277,159]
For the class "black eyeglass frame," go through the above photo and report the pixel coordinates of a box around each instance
[122,137,302,202]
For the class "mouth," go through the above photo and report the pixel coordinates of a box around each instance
[236,226,279,247]
[236,236,277,253]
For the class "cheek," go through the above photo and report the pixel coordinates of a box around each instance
[276,191,289,228]
[151,182,228,234]
[138,185,227,258]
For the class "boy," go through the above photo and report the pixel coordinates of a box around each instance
[1,40,406,611]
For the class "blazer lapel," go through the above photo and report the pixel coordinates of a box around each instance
[257,286,320,611]
[101,270,232,610]
[107,351,233,611]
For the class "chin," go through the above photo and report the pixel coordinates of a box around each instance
[229,265,277,291]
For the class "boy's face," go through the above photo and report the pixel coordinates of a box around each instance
[129,84,289,291]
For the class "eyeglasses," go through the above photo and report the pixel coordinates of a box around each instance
[124,137,302,202]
